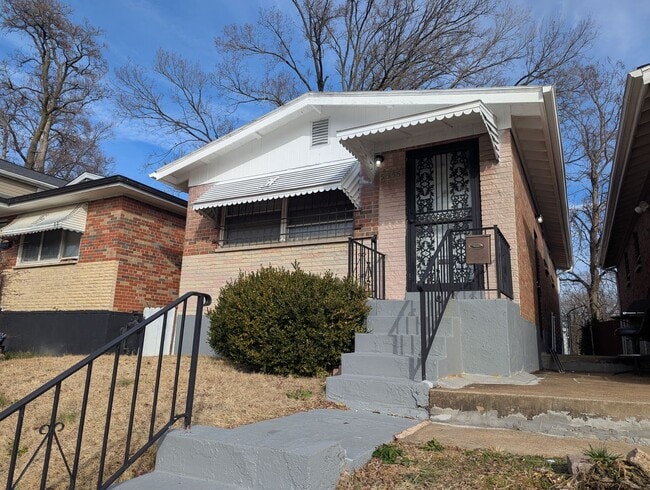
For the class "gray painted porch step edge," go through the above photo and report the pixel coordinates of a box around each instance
[341,352,444,379]
[355,332,447,357]
[112,471,245,489]
[326,375,432,419]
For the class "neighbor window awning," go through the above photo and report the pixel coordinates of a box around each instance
[338,100,500,166]
[193,160,362,211]
[0,203,88,237]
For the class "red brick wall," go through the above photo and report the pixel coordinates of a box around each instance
[102,197,186,312]
[183,184,221,256]
[617,210,650,311]
[1,198,185,313]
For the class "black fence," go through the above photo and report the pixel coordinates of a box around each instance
[417,226,512,380]
[348,236,386,299]
[0,291,211,489]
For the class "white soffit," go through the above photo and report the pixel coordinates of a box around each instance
[193,160,361,210]
[1,203,88,236]
[337,100,500,165]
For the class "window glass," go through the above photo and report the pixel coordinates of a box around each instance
[19,229,82,263]
[62,231,82,258]
[40,229,63,260]
[21,233,41,262]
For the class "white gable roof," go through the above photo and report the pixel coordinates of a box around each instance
[152,87,570,268]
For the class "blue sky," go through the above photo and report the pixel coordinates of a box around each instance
[1,0,648,192]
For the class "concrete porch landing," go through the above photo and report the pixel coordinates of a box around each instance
[429,371,650,445]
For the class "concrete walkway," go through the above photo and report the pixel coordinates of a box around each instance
[114,409,418,489]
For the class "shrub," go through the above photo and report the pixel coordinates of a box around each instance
[207,264,370,376]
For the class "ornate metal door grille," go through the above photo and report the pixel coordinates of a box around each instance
[407,142,480,290]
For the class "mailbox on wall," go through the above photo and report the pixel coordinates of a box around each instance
[465,235,491,264]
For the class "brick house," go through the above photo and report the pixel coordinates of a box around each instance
[153,88,570,390]
[0,169,186,354]
[601,64,650,353]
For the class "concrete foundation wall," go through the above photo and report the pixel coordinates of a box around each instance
[447,299,540,377]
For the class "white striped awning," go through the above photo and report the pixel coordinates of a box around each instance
[338,100,500,165]
[0,203,88,237]
[193,160,362,210]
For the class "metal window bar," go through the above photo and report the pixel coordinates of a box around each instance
[348,236,386,299]
[220,208,355,247]
[0,291,211,490]
[418,226,512,380]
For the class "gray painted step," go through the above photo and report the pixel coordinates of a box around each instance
[326,374,431,419]
[355,332,447,357]
[366,315,420,335]
[113,471,245,489]
[341,352,445,380]
[367,299,417,316]
[117,409,417,490]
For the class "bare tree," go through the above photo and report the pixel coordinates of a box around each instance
[0,0,111,177]
[214,0,595,107]
[559,61,624,321]
[115,49,233,164]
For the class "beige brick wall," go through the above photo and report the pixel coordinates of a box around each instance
[378,151,408,299]
[179,240,349,301]
[2,261,119,311]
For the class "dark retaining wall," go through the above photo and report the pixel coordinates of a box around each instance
[0,310,140,355]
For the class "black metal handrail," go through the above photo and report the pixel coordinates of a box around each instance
[417,226,512,380]
[348,236,385,299]
[0,291,211,489]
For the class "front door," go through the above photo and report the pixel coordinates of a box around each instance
[406,141,481,291]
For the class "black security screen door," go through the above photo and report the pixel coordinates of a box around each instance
[406,141,481,291]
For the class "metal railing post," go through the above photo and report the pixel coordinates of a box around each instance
[184,294,207,429]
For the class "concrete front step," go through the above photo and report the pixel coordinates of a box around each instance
[366,314,420,335]
[355,332,447,357]
[115,409,417,490]
[429,386,650,445]
[341,352,444,380]
[113,471,246,489]
[367,299,418,317]
[326,374,431,419]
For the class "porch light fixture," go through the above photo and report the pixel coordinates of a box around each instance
[374,154,384,167]
[536,214,544,224]
[634,201,649,214]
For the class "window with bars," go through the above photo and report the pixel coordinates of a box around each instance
[219,190,354,246]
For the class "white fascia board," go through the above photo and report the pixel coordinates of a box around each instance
[151,86,550,186]
[600,66,649,266]
[542,86,572,268]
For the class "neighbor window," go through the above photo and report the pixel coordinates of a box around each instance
[219,190,354,246]
[19,230,82,263]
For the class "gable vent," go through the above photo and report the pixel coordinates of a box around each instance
[311,119,329,146]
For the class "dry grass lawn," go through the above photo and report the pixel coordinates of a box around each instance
[0,354,332,489]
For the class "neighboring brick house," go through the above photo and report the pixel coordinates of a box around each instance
[153,88,571,375]
[0,171,186,354]
[601,64,650,352]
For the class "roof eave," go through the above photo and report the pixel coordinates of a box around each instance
[542,86,572,270]
[152,87,553,184]
[599,66,650,267]
[0,176,187,216]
